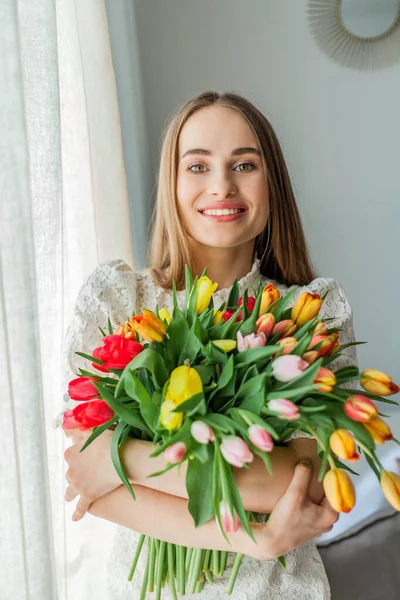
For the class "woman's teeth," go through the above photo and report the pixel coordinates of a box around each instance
[200,208,244,216]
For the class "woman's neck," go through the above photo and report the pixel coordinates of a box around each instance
[190,242,255,290]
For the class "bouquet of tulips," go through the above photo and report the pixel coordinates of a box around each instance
[63,267,400,598]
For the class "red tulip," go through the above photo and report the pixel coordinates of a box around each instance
[62,400,114,430]
[68,376,100,401]
[92,334,144,372]
[344,395,378,422]
[222,296,256,323]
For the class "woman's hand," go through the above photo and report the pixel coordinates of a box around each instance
[263,460,339,559]
[63,428,122,521]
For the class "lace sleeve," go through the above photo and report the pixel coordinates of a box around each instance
[62,259,137,392]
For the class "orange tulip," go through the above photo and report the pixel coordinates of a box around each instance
[363,416,393,445]
[329,429,360,462]
[271,319,297,338]
[291,292,322,326]
[323,469,356,513]
[308,333,339,358]
[380,471,400,511]
[303,350,319,365]
[275,336,297,356]
[314,322,329,336]
[314,367,336,392]
[344,395,378,422]
[360,369,400,397]
[130,309,167,342]
[256,312,275,338]
[259,283,280,316]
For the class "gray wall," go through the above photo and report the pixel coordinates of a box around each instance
[131,0,400,378]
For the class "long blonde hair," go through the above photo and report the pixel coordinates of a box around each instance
[148,91,316,290]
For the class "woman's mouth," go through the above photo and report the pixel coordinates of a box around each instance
[197,207,248,222]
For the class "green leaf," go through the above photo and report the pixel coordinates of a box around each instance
[79,416,118,452]
[238,391,265,413]
[125,371,159,431]
[226,280,239,308]
[94,382,153,435]
[212,444,229,545]
[200,414,237,434]
[110,422,136,500]
[165,308,190,369]
[271,287,298,321]
[187,450,215,526]
[178,319,206,365]
[363,451,381,481]
[234,345,281,367]
[235,372,268,405]
[173,392,206,417]
[98,326,107,337]
[150,418,192,457]
[219,453,255,543]
[195,365,215,386]
[107,317,114,335]
[209,356,235,400]
[75,351,103,365]
[322,342,366,366]
[190,442,210,464]
[266,385,318,401]
[233,409,279,440]
[183,265,193,317]
[126,347,169,390]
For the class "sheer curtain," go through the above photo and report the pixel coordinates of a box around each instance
[0,0,143,598]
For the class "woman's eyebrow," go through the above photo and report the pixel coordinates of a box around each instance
[180,147,261,160]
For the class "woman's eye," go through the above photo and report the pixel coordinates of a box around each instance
[188,164,207,173]
[234,162,255,172]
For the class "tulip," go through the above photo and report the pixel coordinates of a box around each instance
[256,313,275,338]
[130,309,167,342]
[213,309,224,325]
[220,436,254,468]
[212,339,237,352]
[160,399,183,430]
[164,442,186,464]
[191,421,215,444]
[360,369,400,397]
[272,319,297,339]
[323,469,356,513]
[363,416,393,445]
[275,336,297,356]
[165,365,203,406]
[271,355,308,382]
[248,425,274,452]
[291,292,322,326]
[259,283,280,315]
[68,376,100,401]
[329,429,360,462]
[236,330,266,352]
[116,321,136,339]
[380,471,400,511]
[218,500,240,534]
[158,308,171,325]
[194,276,218,314]
[314,322,329,336]
[268,398,300,420]
[308,333,339,358]
[92,335,144,372]
[238,295,256,312]
[344,395,378,422]
[314,367,336,392]
[62,399,115,431]
[303,350,319,365]
[222,296,256,323]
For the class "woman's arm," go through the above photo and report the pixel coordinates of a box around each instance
[88,462,337,560]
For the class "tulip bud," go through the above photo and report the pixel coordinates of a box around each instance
[248,424,274,452]
[271,319,297,339]
[191,421,215,444]
[68,376,100,401]
[344,395,378,422]
[164,442,186,464]
[256,313,275,338]
[194,276,218,314]
[363,416,393,445]
[212,339,237,352]
[360,369,400,397]
[259,283,280,316]
[291,292,322,326]
[308,333,338,358]
[236,330,266,352]
[165,365,203,406]
[314,322,329,336]
[220,436,254,468]
[276,336,297,355]
[323,469,356,513]
[268,398,300,420]
[218,500,240,533]
[213,309,224,325]
[271,355,308,382]
[329,429,360,462]
[158,308,171,325]
[314,367,336,392]
[130,309,167,342]
[380,471,400,511]
[303,350,319,365]
[160,399,183,431]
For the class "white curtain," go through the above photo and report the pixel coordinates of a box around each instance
[0,0,140,598]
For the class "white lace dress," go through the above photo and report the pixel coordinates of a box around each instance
[63,258,358,600]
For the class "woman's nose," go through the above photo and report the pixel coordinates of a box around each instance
[208,174,238,198]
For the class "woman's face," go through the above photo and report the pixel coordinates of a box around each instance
[176,106,269,252]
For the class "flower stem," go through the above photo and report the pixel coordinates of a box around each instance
[139,539,151,600]
[128,534,146,581]
[177,545,186,595]
[212,549,220,574]
[219,551,228,575]
[147,537,157,592]
[167,543,178,600]
[189,548,204,594]
[355,439,384,472]
[155,540,166,600]
[226,553,244,595]
[185,547,193,577]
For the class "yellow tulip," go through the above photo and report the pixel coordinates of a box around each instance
[380,471,400,511]
[291,292,322,326]
[360,369,400,396]
[314,367,336,392]
[363,416,393,445]
[194,276,218,314]
[213,309,224,325]
[130,309,166,342]
[165,365,203,406]
[160,399,183,431]
[212,339,237,352]
[259,283,280,316]
[323,469,356,513]
[158,308,171,325]
[329,429,359,462]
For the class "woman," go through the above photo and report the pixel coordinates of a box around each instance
[63,91,358,599]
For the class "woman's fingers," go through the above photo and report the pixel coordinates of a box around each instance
[72,497,91,521]
[286,461,313,502]
[65,484,79,502]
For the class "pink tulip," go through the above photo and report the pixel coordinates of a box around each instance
[271,354,308,382]
[237,330,267,352]
[256,313,275,338]
[272,319,297,338]
[268,398,300,420]
[164,442,186,464]
[191,421,215,444]
[248,424,274,452]
[218,500,240,534]
[220,436,254,467]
